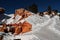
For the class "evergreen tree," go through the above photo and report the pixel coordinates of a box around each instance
[54,10,58,15]
[28,3,38,14]
[47,6,52,15]
[39,12,44,16]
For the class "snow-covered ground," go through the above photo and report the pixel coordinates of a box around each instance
[1,13,60,40]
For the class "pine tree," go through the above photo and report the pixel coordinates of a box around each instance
[54,10,58,15]
[28,4,38,14]
[55,10,58,13]
[47,6,52,15]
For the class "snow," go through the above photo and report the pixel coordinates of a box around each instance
[3,34,40,40]
[1,13,60,40]
[6,14,14,18]
[14,15,22,23]
[24,14,60,40]
[17,19,25,24]
[48,15,60,35]
[6,14,25,24]
[6,18,14,24]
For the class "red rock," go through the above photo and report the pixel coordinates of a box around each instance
[22,21,32,33]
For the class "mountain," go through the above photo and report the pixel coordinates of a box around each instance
[1,8,60,40]
[2,13,60,40]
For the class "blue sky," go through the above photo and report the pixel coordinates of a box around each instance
[0,0,60,14]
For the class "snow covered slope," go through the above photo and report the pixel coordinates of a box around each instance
[25,14,60,40]
[2,13,60,40]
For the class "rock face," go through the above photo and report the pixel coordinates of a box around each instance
[22,21,32,33]
[13,8,32,35]
[14,8,32,19]
[13,21,32,35]
[5,8,32,35]
[0,23,6,32]
[0,8,32,36]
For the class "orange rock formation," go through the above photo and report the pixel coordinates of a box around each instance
[0,8,32,35]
